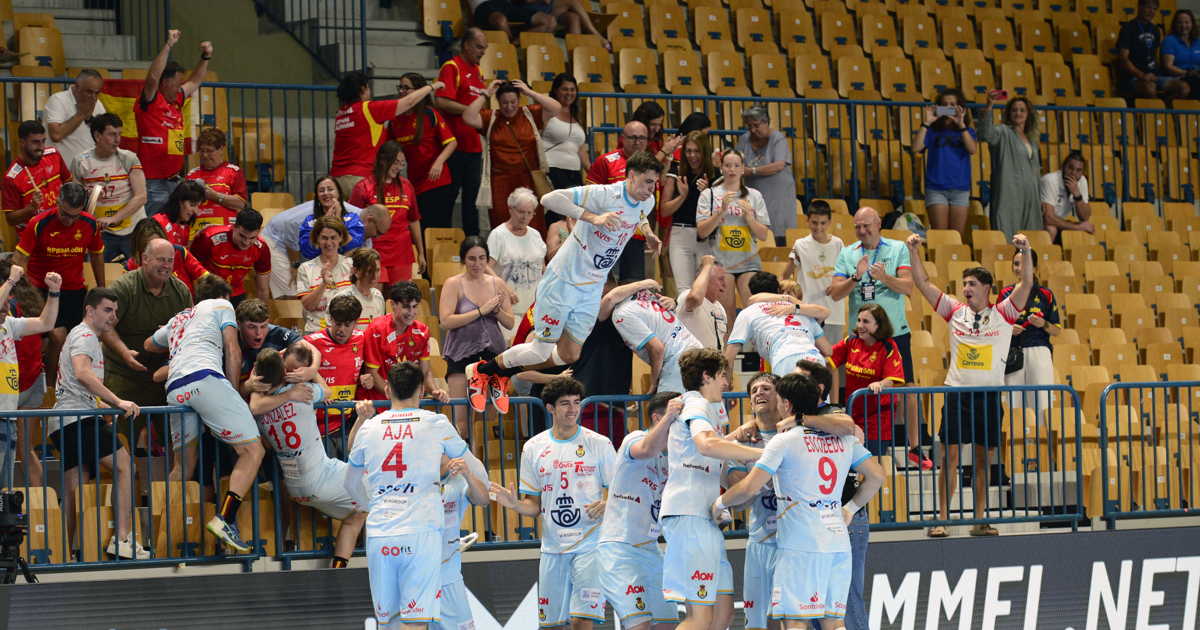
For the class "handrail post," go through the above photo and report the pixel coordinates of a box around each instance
[1099,384,1113,530]
[360,0,368,74]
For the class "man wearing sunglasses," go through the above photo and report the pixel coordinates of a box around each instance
[905,232,1034,538]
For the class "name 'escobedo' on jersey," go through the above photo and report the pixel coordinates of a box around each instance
[549,183,655,286]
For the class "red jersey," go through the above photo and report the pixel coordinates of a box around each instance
[387,107,455,194]
[512,303,536,346]
[586,149,647,241]
[435,55,486,153]
[189,225,272,297]
[329,99,398,179]
[15,209,103,290]
[135,91,187,179]
[827,335,905,440]
[304,328,365,434]
[9,299,42,392]
[362,315,431,401]
[186,161,247,231]
[348,176,419,267]
[2,148,71,219]
[152,212,190,247]
[126,243,209,294]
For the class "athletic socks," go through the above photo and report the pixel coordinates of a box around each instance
[331,557,349,568]
[476,359,501,376]
[220,492,243,522]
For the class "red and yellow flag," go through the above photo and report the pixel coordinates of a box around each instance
[98,78,195,154]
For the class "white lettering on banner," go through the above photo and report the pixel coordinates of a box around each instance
[871,572,920,629]
[872,565,1042,630]
[981,566,1025,630]
[1087,560,1133,630]
[927,569,977,630]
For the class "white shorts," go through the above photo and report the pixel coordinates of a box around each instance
[368,531,443,626]
[659,345,697,396]
[538,547,606,627]
[743,542,781,630]
[531,269,603,345]
[598,540,677,629]
[661,515,734,606]
[433,579,475,630]
[287,458,362,520]
[770,550,852,621]
[17,373,46,408]
[167,375,259,448]
[772,351,826,376]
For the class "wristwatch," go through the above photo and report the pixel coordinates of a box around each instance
[852,273,863,282]
[1073,194,1083,201]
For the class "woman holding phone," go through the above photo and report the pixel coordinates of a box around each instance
[912,88,976,239]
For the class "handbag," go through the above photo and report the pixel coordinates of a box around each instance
[504,109,555,200]
[1005,327,1025,374]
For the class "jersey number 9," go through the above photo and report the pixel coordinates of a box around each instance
[818,456,838,495]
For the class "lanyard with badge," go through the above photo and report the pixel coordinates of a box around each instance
[861,244,882,301]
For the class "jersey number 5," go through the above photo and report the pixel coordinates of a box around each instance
[383,443,408,478]
[818,456,838,495]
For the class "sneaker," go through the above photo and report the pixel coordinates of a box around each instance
[908,447,933,471]
[106,533,151,560]
[465,361,489,413]
[489,374,511,414]
[206,515,251,552]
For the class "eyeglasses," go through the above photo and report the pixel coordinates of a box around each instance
[624,135,649,142]
[397,85,414,93]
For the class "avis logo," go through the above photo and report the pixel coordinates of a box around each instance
[691,571,713,581]
[626,585,645,595]
[541,314,560,326]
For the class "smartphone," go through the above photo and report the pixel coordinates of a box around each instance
[935,105,957,117]
[989,89,1009,100]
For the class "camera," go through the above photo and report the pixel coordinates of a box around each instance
[0,491,35,584]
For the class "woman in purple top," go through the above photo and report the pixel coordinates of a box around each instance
[912,88,977,239]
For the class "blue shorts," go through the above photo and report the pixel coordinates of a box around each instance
[531,269,603,345]
[661,515,734,606]
[743,542,781,630]
[924,188,970,207]
[167,375,258,448]
[287,458,362,520]
[367,531,443,626]
[539,548,606,627]
[772,351,825,376]
[433,579,474,630]
[598,540,677,629]
[770,550,852,621]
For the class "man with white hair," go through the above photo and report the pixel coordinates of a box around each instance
[486,186,546,340]
[44,68,107,165]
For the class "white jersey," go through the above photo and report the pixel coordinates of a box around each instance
[599,430,668,549]
[612,290,702,372]
[348,407,469,538]
[727,301,825,366]
[661,391,728,519]
[753,428,871,553]
[729,429,779,545]
[51,322,102,432]
[440,474,471,584]
[936,293,1021,387]
[548,183,654,286]
[151,299,238,387]
[69,147,145,235]
[0,317,30,413]
[254,382,331,485]
[518,426,617,554]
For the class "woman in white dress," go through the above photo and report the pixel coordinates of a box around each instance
[297,215,353,333]
[331,247,384,331]
[487,187,547,341]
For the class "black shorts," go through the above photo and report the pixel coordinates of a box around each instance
[891,332,915,382]
[50,416,121,473]
[940,391,1003,448]
[616,242,647,283]
[230,293,247,310]
[473,0,540,27]
[446,349,499,376]
[39,287,86,332]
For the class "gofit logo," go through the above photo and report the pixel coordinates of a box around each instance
[626,585,645,595]
[174,387,201,404]
[380,546,413,556]
[691,571,713,581]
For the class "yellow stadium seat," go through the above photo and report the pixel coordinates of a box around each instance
[893,2,929,20]
[1000,61,1036,99]
[606,3,647,52]
[919,58,955,99]
[1092,17,1122,66]
[822,139,868,197]
[565,33,606,53]
[526,44,566,83]
[933,4,968,24]
[1037,63,1075,102]
[1021,21,1055,59]
[707,51,749,92]
[912,46,947,67]
[879,59,918,99]
[940,17,976,56]
[861,16,898,55]
[648,4,691,52]
[737,8,778,57]
[837,56,876,97]
[423,0,463,39]
[618,48,659,90]
[850,91,890,144]
[980,19,1015,59]
[479,42,520,82]
[750,54,792,94]
[573,47,613,84]
[794,54,834,95]
[1059,25,1093,65]
[829,44,866,63]
[780,10,818,57]
[17,26,65,75]
[694,6,736,55]
[1137,99,1179,147]
[821,11,857,51]
[1112,0,1138,20]
[664,49,706,92]
[959,60,995,101]
[901,15,937,55]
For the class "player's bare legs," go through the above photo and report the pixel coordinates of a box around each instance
[104,448,136,542]
[45,328,67,389]
[711,594,735,630]
[226,440,265,506]
[332,510,366,563]
[16,412,43,487]
[168,442,199,482]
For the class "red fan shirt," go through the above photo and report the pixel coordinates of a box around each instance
[435,55,486,153]
[304,327,366,434]
[348,176,419,267]
[2,148,71,218]
[189,225,271,297]
[135,91,187,179]
[387,107,455,194]
[329,100,398,179]
[362,314,431,400]
[827,335,905,440]
[186,161,247,231]
[15,209,104,290]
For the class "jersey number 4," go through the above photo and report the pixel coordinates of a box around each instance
[382,443,408,477]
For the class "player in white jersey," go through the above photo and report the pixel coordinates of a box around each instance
[717,374,885,629]
[249,345,368,568]
[659,348,764,630]
[491,376,617,629]
[343,361,478,629]
[468,152,666,411]
[145,274,264,552]
[597,391,682,630]
[725,272,832,375]
[435,455,491,630]
[608,281,703,396]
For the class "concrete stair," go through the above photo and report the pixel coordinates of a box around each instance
[9,0,147,73]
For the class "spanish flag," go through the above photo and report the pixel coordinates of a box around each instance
[98,78,195,154]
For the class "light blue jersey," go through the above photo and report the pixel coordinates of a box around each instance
[727,301,825,369]
[661,391,728,519]
[151,298,238,388]
[439,474,471,584]
[599,430,668,549]
[518,426,616,554]
[729,429,779,545]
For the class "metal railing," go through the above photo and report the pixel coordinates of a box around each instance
[115,0,170,62]
[253,0,368,78]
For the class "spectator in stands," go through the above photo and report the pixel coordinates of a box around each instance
[828,206,927,468]
[678,255,729,350]
[2,259,52,487]
[436,28,490,237]
[12,182,103,380]
[539,0,613,49]
[784,200,846,343]
[471,0,561,42]
[1163,10,1200,96]
[331,247,384,331]
[1040,151,1094,243]
[388,73,456,237]
[621,102,682,166]
[907,232,1034,537]
[913,89,976,237]
[53,286,149,559]
[186,127,247,230]
[98,238,192,453]
[1117,0,1190,99]
[463,78,561,233]
[0,263,58,490]
[126,218,209,294]
[303,294,368,458]
[3,120,72,231]
[261,177,362,298]
[827,304,904,455]
[542,74,589,226]
[677,112,713,149]
[297,215,353,334]
[69,113,147,262]
[1002,251,1058,415]
[488,187,547,341]
[697,148,772,338]
[363,281,448,402]
[235,298,320,394]
[138,30,212,216]
[329,70,442,195]
[349,141,424,284]
[189,207,272,307]
[152,179,204,247]
[662,130,715,290]
[737,105,796,245]
[44,68,106,166]
[587,121,651,282]
[440,236,515,434]
[980,94,1043,240]
[297,177,367,260]
[544,213,574,260]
